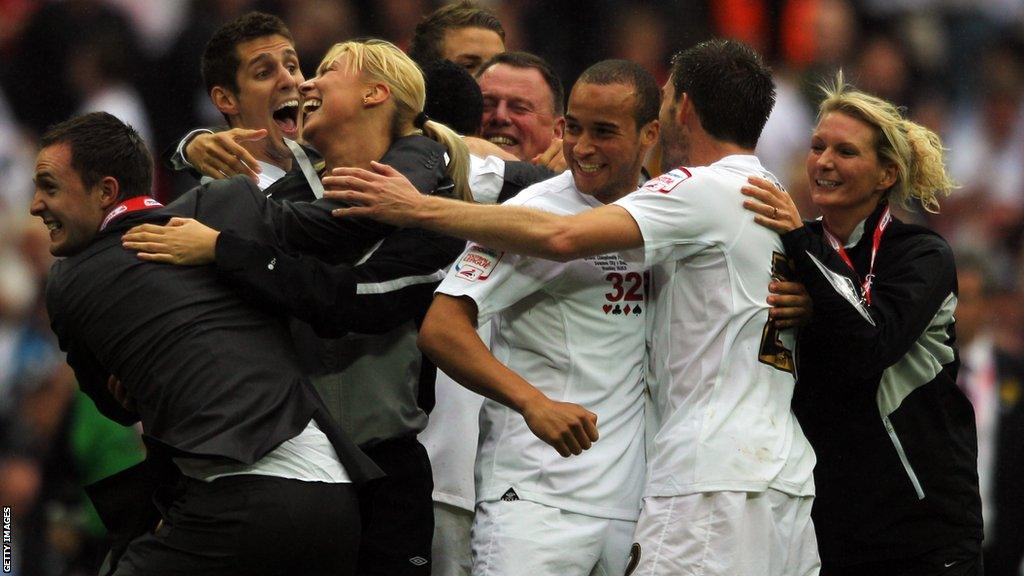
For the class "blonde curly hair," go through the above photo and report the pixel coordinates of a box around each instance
[817,72,955,213]
[317,39,472,202]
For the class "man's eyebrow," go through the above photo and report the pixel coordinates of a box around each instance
[248,48,300,67]
[247,53,273,68]
[248,51,298,68]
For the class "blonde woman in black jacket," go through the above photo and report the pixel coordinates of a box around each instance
[742,77,983,576]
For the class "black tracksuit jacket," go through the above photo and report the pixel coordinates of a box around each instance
[781,202,983,566]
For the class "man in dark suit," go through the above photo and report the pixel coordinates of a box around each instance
[36,112,388,575]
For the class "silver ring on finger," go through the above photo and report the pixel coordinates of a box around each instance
[772,206,779,219]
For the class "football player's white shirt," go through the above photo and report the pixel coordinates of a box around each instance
[614,155,815,498]
[437,171,648,521]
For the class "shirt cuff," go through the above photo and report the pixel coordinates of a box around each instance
[172,128,215,170]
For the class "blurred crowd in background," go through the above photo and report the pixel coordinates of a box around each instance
[1,0,1023,574]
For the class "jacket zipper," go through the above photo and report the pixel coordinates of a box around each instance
[883,415,925,500]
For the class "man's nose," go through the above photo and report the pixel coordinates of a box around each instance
[573,133,595,157]
[491,100,512,124]
[278,65,301,89]
[29,190,44,216]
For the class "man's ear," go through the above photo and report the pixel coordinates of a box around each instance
[96,176,121,210]
[363,82,391,107]
[211,86,239,116]
[675,93,691,127]
[553,116,566,139]
[641,119,660,148]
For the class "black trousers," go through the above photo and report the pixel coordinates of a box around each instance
[357,436,434,576]
[822,539,984,576]
[112,474,360,576]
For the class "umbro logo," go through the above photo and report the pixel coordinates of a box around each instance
[409,556,428,566]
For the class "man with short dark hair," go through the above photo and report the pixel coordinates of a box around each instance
[37,112,381,575]
[322,39,820,576]
[172,12,318,192]
[409,0,506,75]
[476,51,565,163]
[419,59,660,576]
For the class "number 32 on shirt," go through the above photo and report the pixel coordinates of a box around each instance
[603,271,648,316]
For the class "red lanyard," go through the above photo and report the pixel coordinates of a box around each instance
[822,205,891,306]
[101,196,164,230]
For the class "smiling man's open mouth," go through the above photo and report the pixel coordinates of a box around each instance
[486,134,518,148]
[273,99,300,134]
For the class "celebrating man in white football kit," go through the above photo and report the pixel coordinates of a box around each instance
[323,39,820,576]
[417,61,662,576]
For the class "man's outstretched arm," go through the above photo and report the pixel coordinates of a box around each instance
[323,162,644,261]
[419,294,599,457]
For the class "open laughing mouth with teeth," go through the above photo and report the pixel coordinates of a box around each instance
[273,99,300,136]
[575,162,603,174]
[486,134,518,148]
[44,218,62,238]
[301,98,322,124]
[815,179,841,189]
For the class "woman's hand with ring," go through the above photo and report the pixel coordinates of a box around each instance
[741,176,803,234]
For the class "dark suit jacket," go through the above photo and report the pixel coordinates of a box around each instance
[48,178,391,469]
[46,177,403,560]
[52,134,450,575]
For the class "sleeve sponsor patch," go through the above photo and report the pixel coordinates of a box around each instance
[640,168,692,193]
[454,244,504,282]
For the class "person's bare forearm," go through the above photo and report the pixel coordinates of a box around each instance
[419,297,546,411]
[420,295,600,456]
[411,195,579,261]
[326,163,642,260]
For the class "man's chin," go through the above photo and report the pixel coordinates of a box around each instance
[277,125,300,142]
[49,242,73,257]
[49,233,91,257]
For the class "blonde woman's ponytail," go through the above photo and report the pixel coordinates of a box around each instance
[421,119,472,202]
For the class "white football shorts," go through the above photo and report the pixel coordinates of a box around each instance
[472,497,636,576]
[626,490,819,576]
